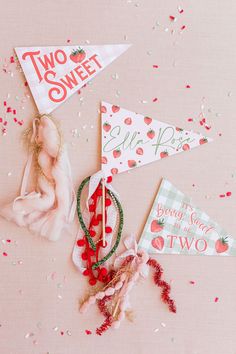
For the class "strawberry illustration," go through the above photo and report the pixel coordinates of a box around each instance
[124,117,132,125]
[151,219,165,233]
[111,168,118,175]
[144,116,152,125]
[70,47,86,63]
[101,156,107,164]
[136,147,143,155]
[103,122,111,132]
[147,129,155,139]
[101,105,107,113]
[215,237,229,253]
[176,127,183,132]
[199,138,208,145]
[182,143,190,151]
[112,105,120,113]
[113,149,121,158]
[160,151,168,158]
[151,236,164,251]
[128,160,137,168]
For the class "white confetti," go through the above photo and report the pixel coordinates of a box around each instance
[111,73,119,80]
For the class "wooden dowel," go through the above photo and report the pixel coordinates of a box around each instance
[112,298,121,318]
[102,178,106,247]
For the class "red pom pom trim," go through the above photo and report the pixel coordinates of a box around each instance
[105,226,112,234]
[77,239,85,247]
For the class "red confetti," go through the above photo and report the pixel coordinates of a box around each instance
[214,297,219,303]
[106,176,112,183]
[0,118,2,123]
[178,8,184,14]
[3,101,7,106]
[85,330,92,335]
[153,65,159,69]
[10,56,15,63]
[67,39,71,43]
[226,192,232,197]
[13,109,16,115]
[6,239,11,243]
[60,331,64,336]
[219,194,225,198]
[153,98,158,102]
[169,15,175,21]
[3,252,8,256]
[189,280,195,285]
[187,118,193,122]
[181,25,186,30]
[186,85,191,88]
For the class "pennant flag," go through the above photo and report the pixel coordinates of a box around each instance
[138,179,236,256]
[15,45,131,114]
[101,102,212,177]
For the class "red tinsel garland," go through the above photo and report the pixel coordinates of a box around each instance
[96,295,113,335]
[147,258,176,313]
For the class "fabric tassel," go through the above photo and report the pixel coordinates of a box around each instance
[79,235,176,335]
[79,235,149,335]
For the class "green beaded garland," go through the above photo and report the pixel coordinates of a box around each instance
[77,176,124,269]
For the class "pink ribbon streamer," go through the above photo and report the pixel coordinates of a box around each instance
[0,115,76,241]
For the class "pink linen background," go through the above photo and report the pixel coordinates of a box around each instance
[0,0,236,353]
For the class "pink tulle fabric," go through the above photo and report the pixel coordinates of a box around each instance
[0,115,76,241]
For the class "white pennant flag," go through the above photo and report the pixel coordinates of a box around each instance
[15,45,131,114]
[101,102,213,177]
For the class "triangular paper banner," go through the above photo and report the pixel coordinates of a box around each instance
[101,102,212,177]
[15,45,131,114]
[138,179,236,256]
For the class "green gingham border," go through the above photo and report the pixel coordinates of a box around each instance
[138,179,236,256]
